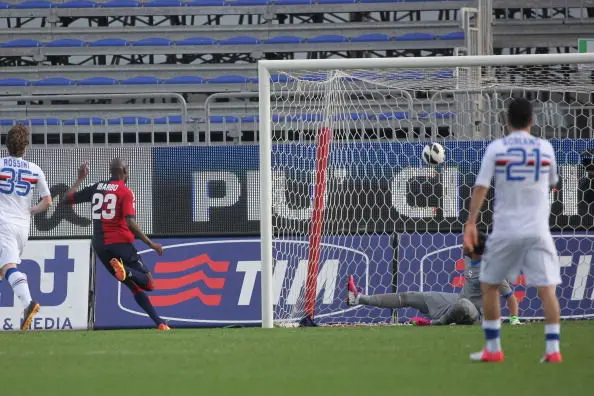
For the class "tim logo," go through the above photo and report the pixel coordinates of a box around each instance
[148,254,229,307]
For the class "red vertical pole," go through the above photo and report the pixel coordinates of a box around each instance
[304,127,331,319]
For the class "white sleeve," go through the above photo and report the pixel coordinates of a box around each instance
[37,169,51,198]
[474,142,496,188]
[547,143,559,187]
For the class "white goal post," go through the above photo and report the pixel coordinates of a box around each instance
[259,53,594,329]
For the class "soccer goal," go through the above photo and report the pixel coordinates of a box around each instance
[258,53,594,328]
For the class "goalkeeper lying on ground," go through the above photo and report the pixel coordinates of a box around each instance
[346,231,522,326]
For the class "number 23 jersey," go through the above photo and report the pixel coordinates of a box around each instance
[474,131,558,237]
[0,157,51,229]
[67,179,136,246]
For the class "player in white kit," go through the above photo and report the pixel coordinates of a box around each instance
[464,98,562,363]
[0,125,52,330]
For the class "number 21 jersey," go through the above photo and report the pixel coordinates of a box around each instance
[67,179,136,246]
[0,157,51,229]
[474,131,558,237]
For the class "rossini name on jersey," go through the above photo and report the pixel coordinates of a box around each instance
[3,158,30,169]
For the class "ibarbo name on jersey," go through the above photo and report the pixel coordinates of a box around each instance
[93,235,394,328]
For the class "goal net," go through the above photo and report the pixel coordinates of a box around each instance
[258,54,594,328]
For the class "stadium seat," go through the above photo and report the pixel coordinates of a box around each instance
[45,39,86,47]
[263,36,303,44]
[359,0,400,3]
[227,0,269,5]
[121,76,161,85]
[12,0,53,8]
[23,118,61,126]
[0,2,9,8]
[377,112,408,120]
[394,33,436,41]
[176,37,216,45]
[285,114,323,122]
[0,78,29,86]
[108,117,152,125]
[133,38,173,46]
[1,39,40,48]
[300,74,326,81]
[90,38,129,47]
[390,71,425,80]
[77,77,118,86]
[273,0,311,5]
[0,120,15,126]
[317,0,355,4]
[351,34,390,42]
[57,0,97,7]
[307,35,348,43]
[32,77,74,86]
[241,115,258,123]
[63,117,106,126]
[209,116,238,123]
[154,115,183,124]
[270,74,291,83]
[101,0,139,7]
[219,36,260,45]
[144,0,182,6]
[440,32,464,40]
[185,0,225,5]
[208,75,250,84]
[163,76,205,84]
[434,71,454,78]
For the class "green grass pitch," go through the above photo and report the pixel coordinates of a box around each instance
[2,321,593,396]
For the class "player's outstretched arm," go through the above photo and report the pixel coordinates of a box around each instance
[126,217,164,256]
[64,162,89,198]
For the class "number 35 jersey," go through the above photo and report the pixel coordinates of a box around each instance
[474,131,558,238]
[0,156,51,229]
[67,178,136,246]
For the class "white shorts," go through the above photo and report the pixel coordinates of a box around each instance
[481,233,561,287]
[0,224,28,268]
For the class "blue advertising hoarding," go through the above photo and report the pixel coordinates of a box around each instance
[153,140,593,236]
[397,233,594,320]
[94,234,394,328]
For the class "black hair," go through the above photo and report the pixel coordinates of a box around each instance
[507,98,533,130]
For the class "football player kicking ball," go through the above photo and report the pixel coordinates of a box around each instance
[63,158,170,331]
[465,98,562,363]
[347,231,521,326]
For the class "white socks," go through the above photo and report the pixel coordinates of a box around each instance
[6,269,32,309]
[545,323,561,354]
[482,319,502,352]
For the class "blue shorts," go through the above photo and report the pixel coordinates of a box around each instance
[95,243,149,275]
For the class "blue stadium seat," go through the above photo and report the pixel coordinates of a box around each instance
[77,77,118,86]
[393,33,436,41]
[0,78,29,86]
[308,35,348,43]
[0,2,9,8]
[108,117,151,125]
[122,76,161,85]
[58,0,97,8]
[63,117,105,126]
[0,120,15,126]
[185,0,225,5]
[163,76,205,84]
[45,38,86,47]
[24,118,61,126]
[274,0,311,4]
[228,0,269,5]
[101,0,138,7]
[241,115,258,123]
[377,112,408,120]
[12,0,53,8]
[133,38,173,46]
[90,38,129,47]
[1,39,40,48]
[317,0,355,3]
[263,36,303,44]
[300,74,326,81]
[144,0,182,6]
[390,71,425,80]
[176,37,216,45]
[434,71,454,79]
[285,114,323,122]
[219,36,260,45]
[270,74,292,83]
[359,0,399,3]
[154,115,183,124]
[351,34,389,42]
[32,77,74,86]
[209,116,238,123]
[440,31,464,40]
[208,75,250,84]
